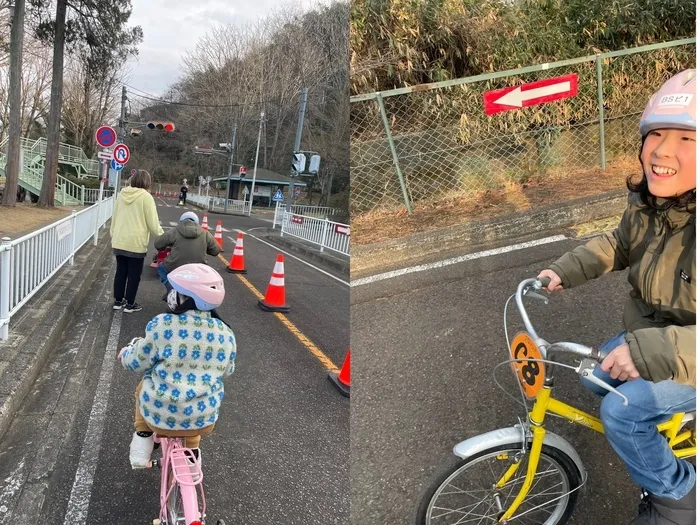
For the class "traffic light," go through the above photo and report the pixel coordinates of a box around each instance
[146,121,175,132]
[292,152,306,173]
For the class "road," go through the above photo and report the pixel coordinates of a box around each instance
[350,235,647,525]
[0,196,350,524]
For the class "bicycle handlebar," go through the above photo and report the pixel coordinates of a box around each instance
[515,278,609,364]
[513,277,628,405]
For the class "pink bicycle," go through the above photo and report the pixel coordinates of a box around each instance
[146,434,225,525]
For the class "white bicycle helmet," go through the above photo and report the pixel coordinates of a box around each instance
[167,264,225,311]
[180,211,199,224]
[640,69,696,136]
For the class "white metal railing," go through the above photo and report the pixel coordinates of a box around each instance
[280,212,349,256]
[211,198,246,214]
[83,188,114,204]
[187,194,247,215]
[0,195,115,340]
[272,202,343,228]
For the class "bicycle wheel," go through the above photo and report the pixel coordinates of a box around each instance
[416,443,581,525]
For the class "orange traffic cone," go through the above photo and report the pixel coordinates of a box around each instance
[258,254,290,313]
[328,350,350,397]
[214,221,224,249]
[226,233,246,274]
[201,214,209,232]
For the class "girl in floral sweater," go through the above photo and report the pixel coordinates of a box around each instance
[118,263,237,468]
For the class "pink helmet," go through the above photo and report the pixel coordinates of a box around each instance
[639,69,696,136]
[167,263,224,311]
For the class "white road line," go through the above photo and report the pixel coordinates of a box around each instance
[351,235,568,287]
[229,232,349,287]
[63,310,122,524]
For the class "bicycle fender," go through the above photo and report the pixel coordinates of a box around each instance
[452,426,586,478]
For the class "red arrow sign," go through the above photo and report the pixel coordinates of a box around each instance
[483,73,578,115]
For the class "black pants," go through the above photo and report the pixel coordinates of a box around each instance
[114,255,145,304]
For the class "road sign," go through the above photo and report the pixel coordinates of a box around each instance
[95,126,117,148]
[272,189,284,202]
[110,159,124,171]
[239,166,247,178]
[97,150,113,160]
[291,215,304,225]
[294,187,301,197]
[483,73,579,115]
[113,143,130,164]
[335,224,350,236]
[131,169,137,175]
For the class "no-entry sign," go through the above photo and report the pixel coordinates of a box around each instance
[483,73,578,115]
[334,224,349,236]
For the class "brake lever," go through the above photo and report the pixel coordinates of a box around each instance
[577,358,628,405]
[523,287,549,304]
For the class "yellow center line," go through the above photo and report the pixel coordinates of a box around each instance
[217,254,339,373]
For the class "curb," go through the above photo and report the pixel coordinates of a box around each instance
[0,230,113,441]
[352,190,628,277]
[258,229,350,275]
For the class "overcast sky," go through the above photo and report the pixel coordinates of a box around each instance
[126,0,325,96]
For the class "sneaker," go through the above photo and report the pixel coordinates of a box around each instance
[129,432,154,468]
[630,486,695,524]
[113,299,126,310]
[124,303,143,313]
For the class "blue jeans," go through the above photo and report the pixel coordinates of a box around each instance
[581,332,696,499]
[157,263,172,292]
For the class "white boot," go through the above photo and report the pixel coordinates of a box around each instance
[129,432,154,468]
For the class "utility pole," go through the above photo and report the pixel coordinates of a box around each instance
[249,111,265,216]
[224,122,237,213]
[1,0,25,206]
[116,85,127,194]
[287,88,308,213]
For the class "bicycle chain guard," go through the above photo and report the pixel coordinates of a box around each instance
[510,332,545,399]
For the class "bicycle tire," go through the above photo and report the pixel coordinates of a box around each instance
[415,443,581,525]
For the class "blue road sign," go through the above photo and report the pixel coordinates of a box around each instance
[111,159,124,171]
[272,189,284,202]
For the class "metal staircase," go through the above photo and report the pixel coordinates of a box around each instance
[0,137,100,206]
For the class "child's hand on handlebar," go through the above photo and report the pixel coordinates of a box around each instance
[600,343,640,382]
[537,270,563,292]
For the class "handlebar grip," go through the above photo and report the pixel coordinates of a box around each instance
[538,277,551,287]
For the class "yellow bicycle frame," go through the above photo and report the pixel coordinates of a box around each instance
[496,385,696,522]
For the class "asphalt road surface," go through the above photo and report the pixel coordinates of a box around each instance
[350,235,655,525]
[0,197,349,524]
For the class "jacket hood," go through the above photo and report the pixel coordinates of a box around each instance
[177,219,203,239]
[119,186,149,205]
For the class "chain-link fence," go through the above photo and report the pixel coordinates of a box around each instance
[350,39,696,217]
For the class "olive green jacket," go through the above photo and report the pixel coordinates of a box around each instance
[549,193,695,387]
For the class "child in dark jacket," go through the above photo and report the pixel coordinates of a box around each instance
[154,212,222,297]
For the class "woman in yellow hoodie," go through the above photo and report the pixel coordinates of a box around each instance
[110,170,164,313]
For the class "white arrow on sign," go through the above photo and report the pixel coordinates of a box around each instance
[494,81,571,108]
[97,150,113,160]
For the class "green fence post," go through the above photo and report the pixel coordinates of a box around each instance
[596,54,606,170]
[376,93,412,214]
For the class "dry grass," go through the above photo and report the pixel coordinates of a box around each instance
[570,215,622,238]
[0,204,74,239]
[352,158,639,245]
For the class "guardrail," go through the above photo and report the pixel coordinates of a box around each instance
[0,196,115,340]
[83,188,114,204]
[280,212,350,256]
[188,194,247,215]
[272,202,343,228]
